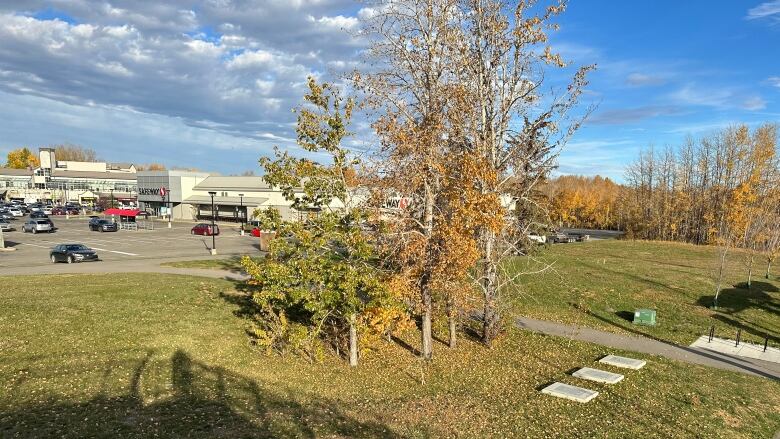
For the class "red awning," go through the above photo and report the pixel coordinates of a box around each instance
[104,208,144,217]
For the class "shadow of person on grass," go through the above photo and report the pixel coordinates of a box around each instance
[0,350,399,439]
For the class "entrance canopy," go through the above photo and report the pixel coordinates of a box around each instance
[105,208,146,217]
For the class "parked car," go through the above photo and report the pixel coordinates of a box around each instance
[8,207,23,217]
[570,233,590,242]
[191,223,220,236]
[0,210,14,220]
[50,244,99,264]
[42,206,53,215]
[0,219,15,232]
[30,211,49,219]
[89,218,118,232]
[550,232,575,243]
[527,234,547,244]
[22,219,53,233]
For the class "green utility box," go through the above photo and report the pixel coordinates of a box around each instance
[633,308,656,326]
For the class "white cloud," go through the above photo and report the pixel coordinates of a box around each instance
[768,76,780,88]
[625,72,665,87]
[669,85,766,111]
[746,1,780,20]
[741,96,767,111]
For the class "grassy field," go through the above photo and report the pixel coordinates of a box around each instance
[511,239,780,346]
[161,256,250,272]
[1,273,778,438]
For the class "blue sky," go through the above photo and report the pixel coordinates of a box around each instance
[0,1,777,180]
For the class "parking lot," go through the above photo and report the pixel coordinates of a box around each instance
[0,217,259,275]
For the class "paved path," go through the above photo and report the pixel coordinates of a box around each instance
[516,316,780,380]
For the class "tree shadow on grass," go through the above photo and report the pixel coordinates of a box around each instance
[696,282,779,317]
[0,350,399,439]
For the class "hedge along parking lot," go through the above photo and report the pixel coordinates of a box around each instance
[0,217,260,270]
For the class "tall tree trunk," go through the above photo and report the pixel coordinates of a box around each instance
[348,314,358,367]
[447,299,457,349]
[482,229,500,345]
[421,285,433,359]
[766,258,772,279]
[713,246,729,308]
[747,254,754,289]
[420,180,435,360]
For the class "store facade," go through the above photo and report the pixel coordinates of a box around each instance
[136,171,344,222]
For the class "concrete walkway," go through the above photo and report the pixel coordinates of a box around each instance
[516,316,780,380]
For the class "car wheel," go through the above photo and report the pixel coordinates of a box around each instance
[100,228,104,232]
[51,255,57,263]
[32,228,37,234]
[67,255,73,264]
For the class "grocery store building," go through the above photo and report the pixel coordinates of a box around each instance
[136,170,343,222]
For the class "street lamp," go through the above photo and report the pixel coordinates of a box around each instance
[238,193,244,236]
[208,191,217,255]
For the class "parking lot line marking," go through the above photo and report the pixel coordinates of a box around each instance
[109,250,139,256]
[21,243,52,249]
[87,247,139,256]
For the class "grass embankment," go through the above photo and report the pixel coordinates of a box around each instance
[511,239,780,345]
[1,274,778,438]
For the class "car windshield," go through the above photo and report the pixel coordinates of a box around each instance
[66,245,88,251]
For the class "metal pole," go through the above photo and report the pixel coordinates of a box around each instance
[239,193,244,236]
[764,336,769,353]
[735,329,741,347]
[167,189,172,229]
[110,189,114,210]
[209,191,217,255]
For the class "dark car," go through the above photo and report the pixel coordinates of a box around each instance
[50,244,99,264]
[191,223,219,236]
[89,218,118,232]
[30,211,49,219]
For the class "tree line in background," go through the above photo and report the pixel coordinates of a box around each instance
[3,144,166,171]
[542,124,779,247]
[241,0,593,366]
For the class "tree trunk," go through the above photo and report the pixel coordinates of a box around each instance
[447,300,457,349]
[713,246,729,308]
[419,179,435,360]
[747,254,754,289]
[766,258,772,279]
[421,290,433,359]
[481,229,500,345]
[348,314,358,367]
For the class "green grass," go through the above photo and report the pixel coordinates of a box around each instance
[161,256,256,272]
[1,273,778,438]
[510,239,780,345]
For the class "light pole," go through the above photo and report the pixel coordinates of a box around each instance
[209,191,217,255]
[238,193,244,236]
[109,188,114,210]
[167,188,172,229]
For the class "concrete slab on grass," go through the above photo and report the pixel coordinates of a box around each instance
[540,382,599,403]
[572,367,624,384]
[599,355,646,370]
[690,336,780,364]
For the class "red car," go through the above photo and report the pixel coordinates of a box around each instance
[191,223,220,236]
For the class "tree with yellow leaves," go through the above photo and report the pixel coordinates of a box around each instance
[5,147,39,169]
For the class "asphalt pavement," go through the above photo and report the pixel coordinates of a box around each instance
[0,216,260,276]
